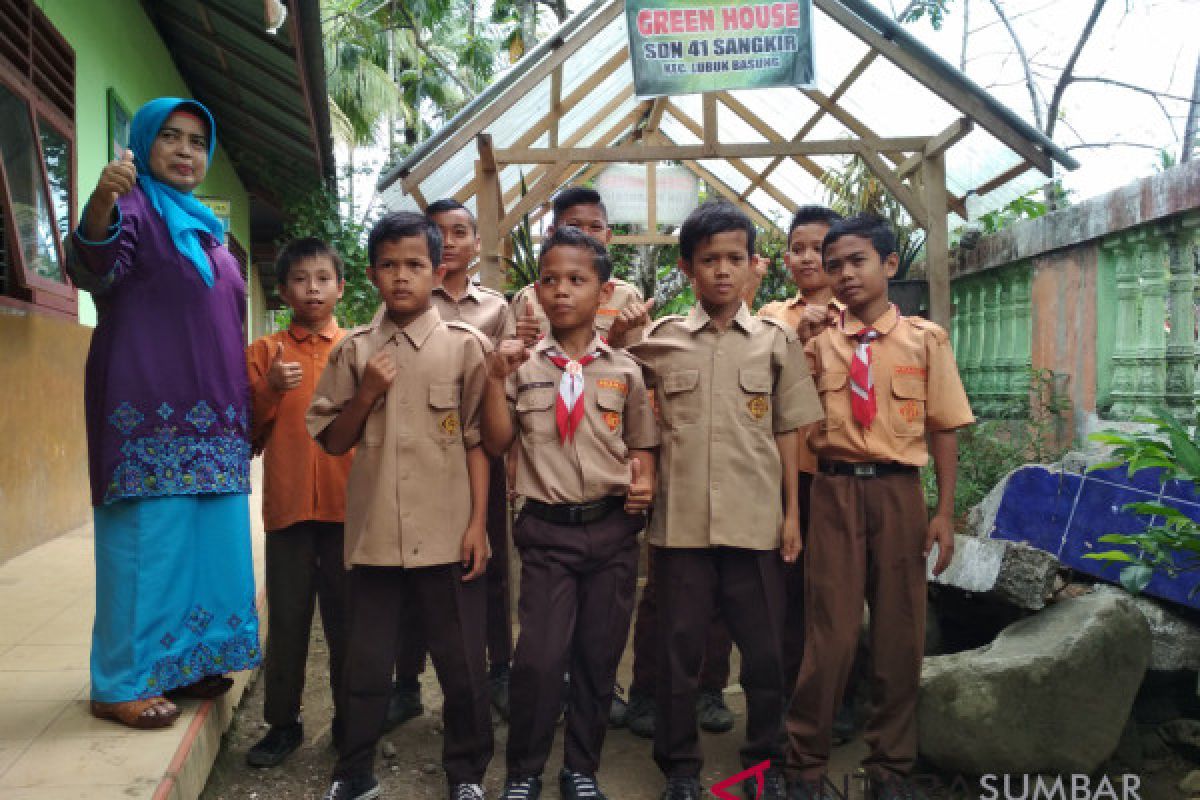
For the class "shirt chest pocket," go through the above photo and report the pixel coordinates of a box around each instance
[594,389,626,438]
[429,383,463,445]
[887,376,926,438]
[515,388,558,440]
[737,368,772,427]
[660,369,700,427]
[816,371,849,432]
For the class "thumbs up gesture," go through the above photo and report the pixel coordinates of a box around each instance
[487,337,530,381]
[608,298,655,348]
[266,341,303,392]
[514,298,542,347]
[624,454,655,514]
[797,304,838,343]
[84,149,138,241]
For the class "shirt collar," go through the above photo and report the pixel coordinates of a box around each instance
[377,305,441,349]
[433,282,481,304]
[787,292,843,312]
[534,331,612,359]
[683,302,758,334]
[287,318,339,342]
[840,304,900,337]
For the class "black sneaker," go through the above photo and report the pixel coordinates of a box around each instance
[323,774,381,800]
[696,688,734,733]
[451,783,486,800]
[609,683,629,727]
[385,680,423,731]
[831,701,856,745]
[501,776,543,800]
[661,777,703,800]
[742,767,787,800]
[625,692,656,739]
[560,768,607,800]
[246,722,303,767]
[490,663,511,720]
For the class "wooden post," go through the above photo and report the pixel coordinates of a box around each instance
[920,152,950,327]
[647,161,657,232]
[702,93,717,156]
[476,134,503,290]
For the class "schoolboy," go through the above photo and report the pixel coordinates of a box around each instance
[785,214,972,800]
[509,186,647,345]
[624,200,823,800]
[245,238,354,768]
[477,226,658,800]
[756,205,844,691]
[389,199,518,726]
[308,211,494,800]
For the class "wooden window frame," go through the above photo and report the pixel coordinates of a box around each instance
[0,0,77,319]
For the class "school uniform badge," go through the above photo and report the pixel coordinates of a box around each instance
[440,412,460,435]
[747,395,769,420]
[898,400,922,423]
[603,411,622,432]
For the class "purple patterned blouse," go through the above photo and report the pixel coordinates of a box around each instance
[67,187,251,507]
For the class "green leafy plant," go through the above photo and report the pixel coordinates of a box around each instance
[1085,409,1200,594]
[821,155,924,279]
[502,173,539,293]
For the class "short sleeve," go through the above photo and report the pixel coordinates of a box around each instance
[772,330,824,433]
[924,327,975,432]
[458,333,493,449]
[621,366,660,450]
[306,337,359,448]
[623,338,659,390]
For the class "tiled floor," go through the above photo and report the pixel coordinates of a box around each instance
[0,472,266,800]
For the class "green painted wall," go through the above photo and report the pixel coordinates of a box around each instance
[35,0,252,326]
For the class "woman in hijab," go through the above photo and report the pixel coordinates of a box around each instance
[67,97,260,729]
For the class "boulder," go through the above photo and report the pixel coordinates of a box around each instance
[928,534,1060,611]
[919,590,1151,775]
[1093,585,1200,671]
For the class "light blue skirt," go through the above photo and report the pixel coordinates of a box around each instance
[90,493,261,702]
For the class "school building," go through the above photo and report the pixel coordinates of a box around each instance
[0,0,334,562]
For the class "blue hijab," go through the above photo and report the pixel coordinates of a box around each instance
[129,98,225,287]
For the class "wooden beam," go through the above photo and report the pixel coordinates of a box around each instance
[853,142,930,229]
[813,0,1054,176]
[643,97,669,137]
[702,93,718,155]
[737,50,878,199]
[613,233,678,245]
[647,161,657,231]
[548,65,562,149]
[476,134,504,290]
[920,152,951,326]
[971,160,1034,200]
[401,0,626,192]
[663,103,798,214]
[895,117,974,180]
[410,184,429,211]
[714,92,828,185]
[494,138,929,165]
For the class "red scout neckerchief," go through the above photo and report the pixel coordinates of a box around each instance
[544,346,604,443]
[841,306,894,429]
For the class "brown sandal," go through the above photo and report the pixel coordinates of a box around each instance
[90,697,180,729]
[167,674,234,699]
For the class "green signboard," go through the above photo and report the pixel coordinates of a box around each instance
[625,0,814,97]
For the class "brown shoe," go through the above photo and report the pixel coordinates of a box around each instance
[168,674,233,699]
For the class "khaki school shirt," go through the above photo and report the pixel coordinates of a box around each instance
[626,303,823,550]
[509,277,644,339]
[306,306,492,568]
[806,304,975,467]
[757,293,844,475]
[432,282,515,346]
[507,334,659,504]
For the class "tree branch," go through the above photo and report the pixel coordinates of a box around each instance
[1044,0,1108,140]
[1064,141,1164,152]
[1070,76,1197,106]
[393,5,476,98]
[984,0,1042,128]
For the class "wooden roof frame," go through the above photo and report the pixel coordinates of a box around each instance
[379,0,1077,325]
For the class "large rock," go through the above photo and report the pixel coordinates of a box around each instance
[919,590,1151,775]
[929,533,1060,610]
[1093,585,1200,671]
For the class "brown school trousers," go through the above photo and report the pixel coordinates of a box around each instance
[654,547,787,778]
[782,472,814,691]
[631,543,734,697]
[263,521,348,729]
[396,457,512,677]
[506,504,642,779]
[786,470,928,782]
[336,563,492,784]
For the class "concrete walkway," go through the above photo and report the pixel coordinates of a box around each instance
[0,471,266,800]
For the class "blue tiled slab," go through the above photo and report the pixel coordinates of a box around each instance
[991,466,1082,552]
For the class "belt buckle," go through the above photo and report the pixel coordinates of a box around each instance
[853,463,877,478]
[567,506,584,525]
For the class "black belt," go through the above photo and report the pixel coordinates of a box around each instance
[819,460,918,478]
[523,496,623,526]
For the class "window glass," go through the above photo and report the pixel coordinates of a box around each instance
[38,120,72,243]
[0,81,65,282]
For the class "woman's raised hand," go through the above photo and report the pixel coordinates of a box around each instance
[84,150,137,240]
